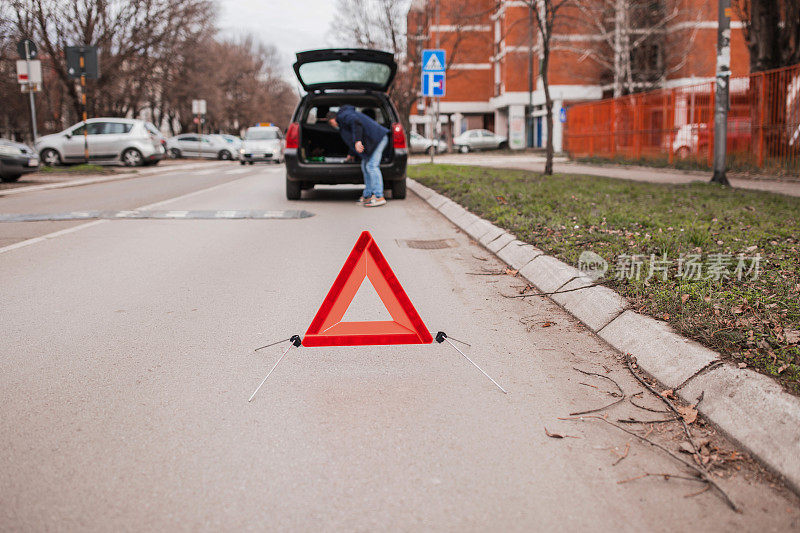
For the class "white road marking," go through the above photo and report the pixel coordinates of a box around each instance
[0,220,106,255]
[0,173,256,255]
[163,210,189,218]
[0,162,230,197]
[215,210,238,218]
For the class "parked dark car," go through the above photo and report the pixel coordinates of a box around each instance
[0,138,39,182]
[284,48,408,200]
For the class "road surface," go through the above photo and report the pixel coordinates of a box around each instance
[1,161,797,530]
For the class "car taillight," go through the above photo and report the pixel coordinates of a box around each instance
[285,122,300,149]
[392,122,406,149]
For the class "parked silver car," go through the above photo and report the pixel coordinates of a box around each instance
[214,134,242,158]
[239,126,284,164]
[0,138,39,182]
[166,134,236,160]
[35,118,166,167]
[409,131,446,154]
[453,129,508,153]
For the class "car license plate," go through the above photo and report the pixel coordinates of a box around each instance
[28,158,39,166]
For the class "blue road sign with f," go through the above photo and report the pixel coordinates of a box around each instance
[421,49,446,97]
[422,72,445,97]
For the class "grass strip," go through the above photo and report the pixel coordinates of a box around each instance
[409,164,800,394]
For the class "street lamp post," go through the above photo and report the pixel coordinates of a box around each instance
[711,0,732,186]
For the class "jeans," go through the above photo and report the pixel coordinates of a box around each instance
[360,135,388,198]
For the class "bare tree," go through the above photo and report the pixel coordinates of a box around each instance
[328,0,490,140]
[733,0,800,72]
[562,0,701,98]
[524,0,572,175]
[0,0,296,139]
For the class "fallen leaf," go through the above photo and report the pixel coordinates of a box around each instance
[677,404,698,425]
[681,293,690,304]
[541,321,554,328]
[785,330,800,344]
[778,364,789,374]
[663,313,670,320]
[678,442,695,454]
[660,389,675,399]
[731,306,743,314]
[505,268,519,276]
[738,362,747,369]
[544,427,564,439]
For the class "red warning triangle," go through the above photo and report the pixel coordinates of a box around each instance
[302,231,433,347]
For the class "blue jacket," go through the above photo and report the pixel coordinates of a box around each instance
[335,105,390,159]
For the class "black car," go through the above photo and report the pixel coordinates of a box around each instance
[284,49,408,200]
[0,138,40,182]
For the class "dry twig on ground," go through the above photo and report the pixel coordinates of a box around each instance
[570,367,626,416]
[624,354,702,460]
[629,391,671,413]
[562,414,739,512]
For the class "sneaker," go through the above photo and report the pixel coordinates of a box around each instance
[356,195,368,205]
[364,196,387,207]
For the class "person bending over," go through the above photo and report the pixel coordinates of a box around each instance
[327,105,389,207]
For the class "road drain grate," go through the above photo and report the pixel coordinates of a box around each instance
[396,238,457,249]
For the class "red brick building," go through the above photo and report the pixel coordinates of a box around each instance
[407,0,749,151]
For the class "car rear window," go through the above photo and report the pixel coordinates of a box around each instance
[297,60,392,88]
[246,129,279,140]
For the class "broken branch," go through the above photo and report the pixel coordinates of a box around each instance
[569,367,626,416]
[564,415,739,512]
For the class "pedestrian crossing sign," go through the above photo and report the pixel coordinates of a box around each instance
[421,49,445,72]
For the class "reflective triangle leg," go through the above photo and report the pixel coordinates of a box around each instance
[444,337,508,394]
[249,343,296,402]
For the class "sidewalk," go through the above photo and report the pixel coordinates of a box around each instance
[409,153,800,198]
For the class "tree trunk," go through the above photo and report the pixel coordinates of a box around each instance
[542,47,554,175]
[613,0,624,98]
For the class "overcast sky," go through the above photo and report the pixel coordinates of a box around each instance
[216,0,339,84]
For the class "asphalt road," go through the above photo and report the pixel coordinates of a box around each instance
[1,162,798,530]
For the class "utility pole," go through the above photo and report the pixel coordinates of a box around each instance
[23,41,38,141]
[430,0,440,164]
[711,0,731,185]
[80,55,89,163]
[528,4,534,147]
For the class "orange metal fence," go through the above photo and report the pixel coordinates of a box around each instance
[564,63,800,175]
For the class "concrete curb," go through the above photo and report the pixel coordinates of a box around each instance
[408,178,800,495]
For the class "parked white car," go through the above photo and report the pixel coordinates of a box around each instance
[35,118,166,167]
[215,134,242,158]
[239,126,284,164]
[453,129,508,153]
[166,134,236,160]
[409,131,446,154]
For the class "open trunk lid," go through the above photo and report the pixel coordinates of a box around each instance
[293,48,397,92]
